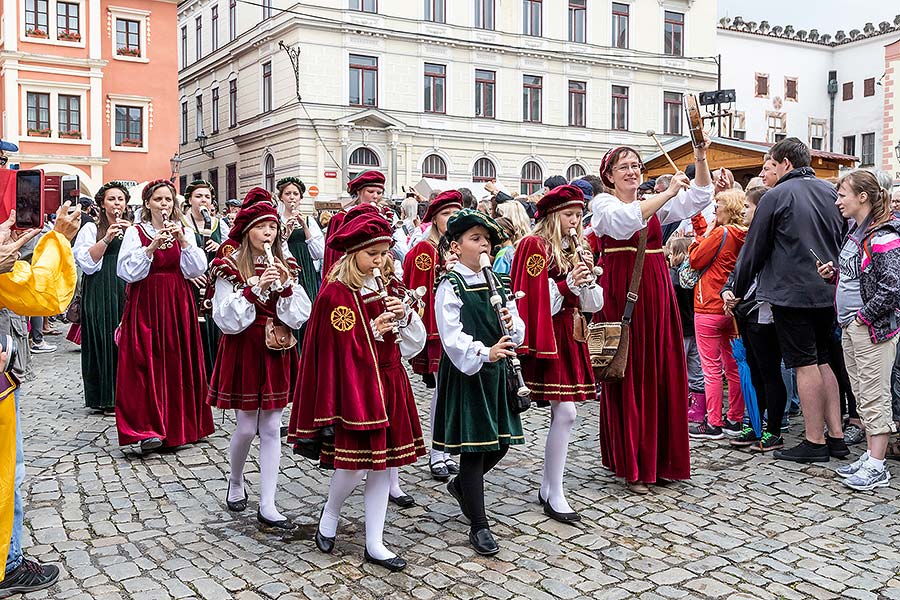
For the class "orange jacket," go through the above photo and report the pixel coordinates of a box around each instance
[689,224,747,314]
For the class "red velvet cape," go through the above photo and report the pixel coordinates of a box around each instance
[510,235,558,358]
[402,240,439,340]
[321,210,347,277]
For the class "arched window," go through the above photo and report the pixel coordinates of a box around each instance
[472,157,496,182]
[350,147,380,168]
[566,163,586,181]
[422,154,447,180]
[264,154,275,191]
[520,161,543,195]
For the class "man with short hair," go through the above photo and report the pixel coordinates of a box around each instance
[732,137,847,462]
[891,187,900,219]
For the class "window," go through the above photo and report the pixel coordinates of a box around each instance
[785,77,798,102]
[810,137,823,150]
[611,2,628,48]
[422,154,447,179]
[349,147,380,180]
[262,0,272,19]
[774,133,787,142]
[179,175,188,194]
[424,63,446,114]
[229,0,236,40]
[809,119,826,151]
[211,6,218,51]
[262,61,272,112]
[192,171,202,182]
[864,77,875,97]
[195,16,202,60]
[568,0,585,43]
[181,101,188,144]
[766,111,786,143]
[351,0,376,13]
[475,69,495,118]
[26,92,50,133]
[56,2,79,40]
[472,157,496,182]
[208,168,219,199]
[843,135,856,157]
[755,73,769,98]
[523,75,542,123]
[861,133,875,166]
[521,161,543,195]
[843,82,853,101]
[611,85,628,130]
[523,0,542,37]
[117,19,141,57]
[424,0,445,23]
[664,11,684,57]
[196,95,204,136]
[229,79,237,127]
[568,80,586,127]
[56,94,80,136]
[349,55,378,107]
[114,106,143,146]
[566,164,586,181]
[264,154,276,191]
[728,111,746,140]
[211,88,220,133]
[663,92,682,135]
[226,163,237,200]
[25,0,48,36]
[474,0,494,30]
[180,25,187,66]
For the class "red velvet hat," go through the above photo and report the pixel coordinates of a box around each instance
[343,202,381,225]
[347,170,385,196]
[535,185,585,220]
[229,200,280,242]
[423,190,463,223]
[241,186,276,208]
[327,211,393,253]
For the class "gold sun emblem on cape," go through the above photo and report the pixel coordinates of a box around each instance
[414,252,433,271]
[525,254,546,277]
[330,306,356,331]
[222,244,235,257]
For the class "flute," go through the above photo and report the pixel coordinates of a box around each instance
[159,216,175,249]
[263,242,284,292]
[568,228,603,290]
[112,209,125,239]
[371,267,401,343]
[478,252,531,413]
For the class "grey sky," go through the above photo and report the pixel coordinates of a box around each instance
[717,1,899,33]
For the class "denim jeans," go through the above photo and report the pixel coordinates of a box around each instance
[5,390,23,574]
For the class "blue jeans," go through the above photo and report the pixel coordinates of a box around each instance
[5,390,23,574]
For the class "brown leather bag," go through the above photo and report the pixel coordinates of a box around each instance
[265,318,296,351]
[588,227,648,383]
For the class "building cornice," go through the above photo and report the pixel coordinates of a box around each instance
[0,50,107,69]
[717,14,900,48]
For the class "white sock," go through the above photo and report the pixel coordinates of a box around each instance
[319,469,365,538]
[363,470,395,560]
[865,456,885,472]
[257,409,285,522]
[429,387,444,464]
[541,402,576,514]
[388,467,404,497]
[228,410,258,502]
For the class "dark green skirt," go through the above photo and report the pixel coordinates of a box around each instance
[81,248,126,410]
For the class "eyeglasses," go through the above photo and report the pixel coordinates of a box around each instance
[613,163,643,174]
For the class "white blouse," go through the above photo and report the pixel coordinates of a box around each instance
[211,276,312,335]
[304,216,325,262]
[546,240,605,315]
[73,222,106,275]
[590,182,715,240]
[435,263,526,376]
[180,214,231,243]
[361,275,427,359]
[116,223,208,283]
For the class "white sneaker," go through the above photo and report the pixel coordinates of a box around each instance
[30,341,57,354]
[835,451,869,478]
[842,464,890,491]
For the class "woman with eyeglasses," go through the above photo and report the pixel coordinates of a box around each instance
[590,136,713,494]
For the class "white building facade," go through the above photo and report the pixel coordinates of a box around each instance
[176,0,718,203]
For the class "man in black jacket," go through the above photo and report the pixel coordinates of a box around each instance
[732,137,847,463]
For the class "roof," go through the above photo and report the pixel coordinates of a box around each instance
[644,136,858,167]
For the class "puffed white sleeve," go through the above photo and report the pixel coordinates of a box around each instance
[393,257,404,280]
[578,284,604,313]
[548,278,564,315]
[73,223,103,275]
[305,217,325,261]
[504,290,526,347]
[398,310,426,359]
[275,285,312,329]
[116,225,152,283]
[219,220,231,241]
[179,233,208,278]
[435,279,491,375]
[212,277,257,334]
[656,182,715,226]
[591,194,646,240]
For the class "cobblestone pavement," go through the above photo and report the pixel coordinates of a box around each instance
[12,341,900,599]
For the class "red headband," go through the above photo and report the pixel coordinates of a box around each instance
[599,146,644,189]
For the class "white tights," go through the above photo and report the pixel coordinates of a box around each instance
[540,401,577,514]
[318,468,395,560]
[227,409,284,522]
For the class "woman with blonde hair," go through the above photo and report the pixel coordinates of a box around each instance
[496,201,532,240]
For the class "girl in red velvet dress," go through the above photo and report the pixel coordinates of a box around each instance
[288,210,426,572]
[115,180,214,453]
[589,139,713,493]
[511,184,603,523]
[207,189,311,530]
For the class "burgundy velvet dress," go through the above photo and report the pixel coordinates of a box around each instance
[596,216,690,483]
[402,240,442,376]
[115,227,214,448]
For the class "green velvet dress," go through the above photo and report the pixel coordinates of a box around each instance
[186,217,223,378]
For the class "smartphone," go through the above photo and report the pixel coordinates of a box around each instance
[14,169,44,230]
[809,248,825,264]
[61,175,79,208]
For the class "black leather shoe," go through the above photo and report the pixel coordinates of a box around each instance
[827,436,851,458]
[257,510,295,531]
[430,459,450,481]
[543,502,581,524]
[225,481,248,512]
[537,491,546,506]
[364,549,407,572]
[314,507,335,554]
[389,494,415,508]
[447,478,469,520]
[444,457,459,475]
[469,528,499,556]
[140,437,163,453]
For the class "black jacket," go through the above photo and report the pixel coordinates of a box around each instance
[732,167,844,308]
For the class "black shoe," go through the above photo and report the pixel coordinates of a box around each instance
[257,510,295,531]
[280,426,288,438]
[364,549,407,572]
[469,528,499,556]
[721,420,743,438]
[773,439,829,463]
[0,558,60,597]
[827,435,851,459]
[689,420,724,440]
[444,457,459,475]
[447,478,469,520]
[314,507,335,554]
[730,425,760,447]
[389,494,416,509]
[430,459,450,481]
[225,481,248,512]
[750,432,784,453]
[537,490,546,506]
[140,437,163,453]
[543,502,581,524]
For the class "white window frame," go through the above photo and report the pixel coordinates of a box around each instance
[19,80,89,144]
[20,0,86,49]
[108,94,152,153]
[108,6,150,64]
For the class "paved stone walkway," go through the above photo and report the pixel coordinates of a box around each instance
[12,341,900,599]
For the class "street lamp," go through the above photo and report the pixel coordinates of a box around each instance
[894,140,900,161]
[169,153,182,182]
[196,130,214,158]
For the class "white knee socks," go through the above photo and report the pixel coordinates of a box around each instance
[257,409,284,522]
[228,410,258,502]
[319,469,365,538]
[363,470,394,560]
[388,467,404,498]
[541,402,577,514]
